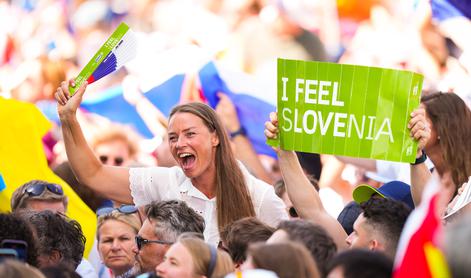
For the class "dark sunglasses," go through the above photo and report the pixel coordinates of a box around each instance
[135,235,174,250]
[24,183,64,197]
[288,206,298,218]
[96,205,138,217]
[99,155,124,166]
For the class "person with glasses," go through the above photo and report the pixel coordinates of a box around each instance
[96,205,142,278]
[55,82,288,246]
[11,180,98,278]
[132,200,205,274]
[10,180,67,213]
[90,125,139,167]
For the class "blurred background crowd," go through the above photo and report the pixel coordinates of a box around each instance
[1,0,471,277]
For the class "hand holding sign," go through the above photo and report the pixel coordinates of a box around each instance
[264,112,280,152]
[408,107,431,158]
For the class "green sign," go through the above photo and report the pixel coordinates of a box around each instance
[69,22,130,95]
[268,58,423,163]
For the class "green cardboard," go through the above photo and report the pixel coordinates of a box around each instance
[268,58,423,163]
[69,22,130,95]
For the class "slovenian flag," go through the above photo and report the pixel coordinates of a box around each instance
[80,61,277,157]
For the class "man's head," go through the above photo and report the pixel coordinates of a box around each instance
[133,200,205,273]
[17,210,85,269]
[326,249,393,278]
[11,180,67,213]
[268,219,337,276]
[220,217,275,267]
[0,213,39,267]
[345,198,411,259]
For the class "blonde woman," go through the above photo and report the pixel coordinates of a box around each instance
[156,237,234,278]
[96,205,142,278]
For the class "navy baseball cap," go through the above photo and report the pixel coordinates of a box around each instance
[353,180,415,209]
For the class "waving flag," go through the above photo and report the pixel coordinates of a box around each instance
[393,173,450,278]
[80,61,277,157]
[0,97,96,257]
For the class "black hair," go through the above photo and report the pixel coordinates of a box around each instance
[0,213,38,267]
[41,262,81,278]
[19,210,85,269]
[361,198,411,257]
[326,249,393,278]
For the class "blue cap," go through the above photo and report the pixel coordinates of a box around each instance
[353,181,415,209]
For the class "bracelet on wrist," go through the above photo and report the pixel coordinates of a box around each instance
[412,151,427,165]
[230,126,247,139]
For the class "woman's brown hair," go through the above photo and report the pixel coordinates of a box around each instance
[422,92,471,187]
[178,237,234,278]
[248,242,320,278]
[170,103,255,230]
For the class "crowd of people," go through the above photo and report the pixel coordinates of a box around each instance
[1,0,471,277]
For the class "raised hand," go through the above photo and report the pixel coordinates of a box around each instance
[55,79,87,119]
[264,112,281,153]
[215,92,240,133]
[408,107,431,157]
[264,112,279,140]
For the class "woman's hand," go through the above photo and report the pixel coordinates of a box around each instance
[55,79,87,119]
[264,112,280,152]
[408,107,431,158]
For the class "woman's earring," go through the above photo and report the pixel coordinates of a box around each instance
[437,136,441,141]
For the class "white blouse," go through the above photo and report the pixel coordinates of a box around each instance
[129,162,288,245]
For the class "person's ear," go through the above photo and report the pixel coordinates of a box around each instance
[49,249,63,264]
[234,262,241,270]
[369,239,380,251]
[211,132,220,147]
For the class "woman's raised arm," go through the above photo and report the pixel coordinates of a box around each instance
[265,112,348,250]
[56,80,133,204]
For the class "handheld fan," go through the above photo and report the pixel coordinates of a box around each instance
[69,22,137,95]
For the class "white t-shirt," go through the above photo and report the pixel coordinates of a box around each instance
[129,162,288,245]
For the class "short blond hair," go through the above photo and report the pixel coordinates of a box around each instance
[96,210,141,240]
[90,125,139,158]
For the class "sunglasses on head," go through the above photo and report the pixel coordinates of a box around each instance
[135,235,174,250]
[24,183,64,197]
[96,205,138,217]
[99,155,124,166]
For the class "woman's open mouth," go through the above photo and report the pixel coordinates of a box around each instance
[179,152,196,170]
